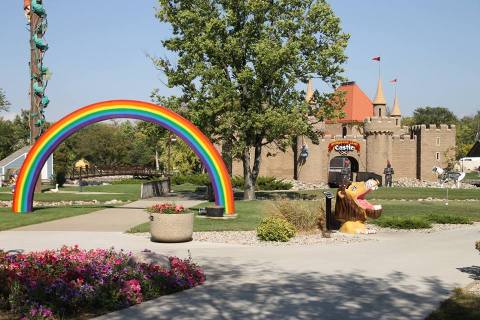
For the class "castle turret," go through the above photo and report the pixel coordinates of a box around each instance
[373,79,387,117]
[390,91,401,117]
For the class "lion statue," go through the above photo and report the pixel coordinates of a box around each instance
[334,179,383,234]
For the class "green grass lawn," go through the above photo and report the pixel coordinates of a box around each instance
[0,206,107,231]
[171,183,201,193]
[1,182,479,232]
[379,200,480,219]
[0,184,141,202]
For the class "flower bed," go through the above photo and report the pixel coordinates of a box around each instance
[0,246,205,319]
[147,203,186,214]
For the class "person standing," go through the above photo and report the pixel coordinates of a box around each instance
[340,158,351,187]
[384,161,394,187]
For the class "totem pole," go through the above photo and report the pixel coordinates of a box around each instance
[24,0,50,191]
[24,0,50,143]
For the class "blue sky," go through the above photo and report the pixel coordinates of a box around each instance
[1,0,479,121]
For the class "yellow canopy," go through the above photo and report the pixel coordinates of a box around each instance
[74,159,90,169]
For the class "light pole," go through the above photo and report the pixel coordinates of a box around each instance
[166,133,177,177]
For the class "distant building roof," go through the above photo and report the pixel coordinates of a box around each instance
[336,82,374,122]
[466,141,480,157]
[0,146,30,168]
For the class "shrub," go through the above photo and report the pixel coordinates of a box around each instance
[426,214,473,225]
[269,200,325,231]
[231,175,244,189]
[372,216,432,229]
[0,246,205,319]
[171,173,209,186]
[256,176,293,190]
[427,288,480,320]
[257,216,296,242]
[170,174,292,191]
[54,171,66,187]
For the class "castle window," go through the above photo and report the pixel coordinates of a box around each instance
[395,119,399,126]
[379,108,382,117]
[342,127,347,138]
[436,152,440,161]
[436,137,440,145]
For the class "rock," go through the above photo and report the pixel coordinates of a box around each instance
[393,177,477,189]
[282,179,329,191]
[131,251,170,268]
[105,199,122,205]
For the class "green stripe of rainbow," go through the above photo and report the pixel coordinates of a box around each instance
[12,100,235,214]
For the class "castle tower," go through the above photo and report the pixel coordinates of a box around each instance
[306,79,314,103]
[372,79,387,117]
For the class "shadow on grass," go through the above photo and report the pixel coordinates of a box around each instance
[100,259,452,320]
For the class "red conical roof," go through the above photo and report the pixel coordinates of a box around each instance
[336,82,373,122]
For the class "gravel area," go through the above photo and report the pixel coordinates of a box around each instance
[394,177,478,189]
[192,230,375,246]
[465,281,480,296]
[0,199,124,208]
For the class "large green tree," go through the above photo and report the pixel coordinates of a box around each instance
[0,89,10,112]
[456,111,480,158]
[410,106,457,126]
[155,0,349,199]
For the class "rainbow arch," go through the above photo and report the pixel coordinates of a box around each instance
[12,100,235,215]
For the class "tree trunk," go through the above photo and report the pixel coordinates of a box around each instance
[242,148,255,200]
[242,142,262,200]
[155,148,160,171]
[292,137,299,180]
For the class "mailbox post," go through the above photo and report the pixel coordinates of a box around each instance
[323,191,340,231]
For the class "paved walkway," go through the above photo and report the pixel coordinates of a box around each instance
[1,224,479,319]
[13,197,204,232]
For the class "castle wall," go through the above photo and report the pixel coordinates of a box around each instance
[391,135,417,179]
[230,122,456,184]
[231,145,295,179]
[414,124,456,181]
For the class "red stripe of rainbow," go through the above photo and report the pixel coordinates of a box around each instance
[12,100,235,214]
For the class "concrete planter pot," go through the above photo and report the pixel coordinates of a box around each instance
[149,212,194,243]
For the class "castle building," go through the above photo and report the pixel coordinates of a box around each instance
[232,79,456,185]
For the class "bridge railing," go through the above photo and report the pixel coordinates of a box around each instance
[69,166,165,180]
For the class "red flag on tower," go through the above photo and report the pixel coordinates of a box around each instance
[372,56,381,61]
[389,78,398,83]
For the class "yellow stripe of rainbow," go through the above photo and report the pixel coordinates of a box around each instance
[12,100,235,215]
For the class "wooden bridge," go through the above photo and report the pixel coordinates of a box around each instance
[69,166,165,180]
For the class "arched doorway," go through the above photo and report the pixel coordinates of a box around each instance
[12,100,235,215]
[328,156,359,187]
